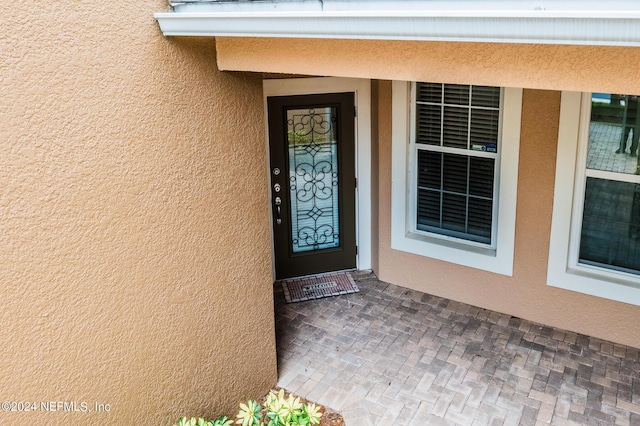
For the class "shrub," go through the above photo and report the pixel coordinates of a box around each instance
[174,390,322,426]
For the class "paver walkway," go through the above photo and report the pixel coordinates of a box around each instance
[275,271,640,425]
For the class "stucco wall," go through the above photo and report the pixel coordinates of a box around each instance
[218,37,640,94]
[375,83,640,348]
[2,2,276,424]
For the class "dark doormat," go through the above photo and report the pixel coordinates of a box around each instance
[279,271,359,303]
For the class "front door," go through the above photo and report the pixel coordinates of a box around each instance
[268,93,357,279]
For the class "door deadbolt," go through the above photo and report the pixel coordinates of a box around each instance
[274,183,281,192]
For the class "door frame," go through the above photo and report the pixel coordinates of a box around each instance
[263,77,371,279]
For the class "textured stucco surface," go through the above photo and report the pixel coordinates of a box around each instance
[218,37,640,94]
[2,2,276,424]
[374,84,640,348]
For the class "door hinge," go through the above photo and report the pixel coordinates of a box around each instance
[355,177,358,188]
[354,106,357,117]
[356,245,358,255]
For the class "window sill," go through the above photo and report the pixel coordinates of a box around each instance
[392,229,509,274]
[548,265,640,306]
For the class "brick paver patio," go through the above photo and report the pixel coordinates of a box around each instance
[275,271,640,425]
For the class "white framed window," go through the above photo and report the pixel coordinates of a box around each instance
[548,91,640,306]
[391,81,522,276]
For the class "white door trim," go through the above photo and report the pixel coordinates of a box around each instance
[263,77,372,277]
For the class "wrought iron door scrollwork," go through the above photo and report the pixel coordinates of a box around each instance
[287,108,340,252]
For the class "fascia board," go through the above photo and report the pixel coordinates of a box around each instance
[155,10,640,46]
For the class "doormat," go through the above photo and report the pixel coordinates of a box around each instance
[280,272,359,303]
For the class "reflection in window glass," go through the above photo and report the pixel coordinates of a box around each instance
[579,93,640,275]
[588,94,640,174]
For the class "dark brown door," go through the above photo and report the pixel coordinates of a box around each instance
[268,93,356,279]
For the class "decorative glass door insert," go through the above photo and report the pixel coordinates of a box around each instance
[287,107,340,253]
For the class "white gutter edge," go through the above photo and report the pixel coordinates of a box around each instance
[154,10,640,46]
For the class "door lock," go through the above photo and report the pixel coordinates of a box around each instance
[274,183,281,193]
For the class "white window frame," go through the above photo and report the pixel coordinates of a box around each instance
[548,91,640,306]
[391,81,522,276]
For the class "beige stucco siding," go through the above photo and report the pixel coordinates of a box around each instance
[218,37,640,94]
[2,2,276,424]
[374,84,640,348]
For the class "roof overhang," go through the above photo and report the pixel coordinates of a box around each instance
[155,0,640,46]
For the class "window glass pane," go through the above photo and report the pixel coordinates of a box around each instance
[416,149,494,244]
[416,82,442,103]
[579,177,640,274]
[471,86,501,108]
[470,108,499,152]
[416,103,442,146]
[443,106,469,149]
[444,84,470,105]
[468,198,493,240]
[417,189,441,228]
[469,157,495,198]
[588,93,640,174]
[417,150,441,189]
[442,193,467,233]
[417,84,500,153]
[442,153,467,194]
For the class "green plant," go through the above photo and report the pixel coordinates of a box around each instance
[263,389,321,426]
[174,418,210,426]
[175,389,322,426]
[591,102,624,124]
[174,416,233,426]
[236,400,262,426]
[213,416,234,426]
[302,404,322,426]
[287,130,309,145]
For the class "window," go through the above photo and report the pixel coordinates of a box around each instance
[549,92,640,305]
[415,83,500,245]
[391,81,522,275]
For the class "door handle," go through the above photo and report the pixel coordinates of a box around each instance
[274,196,282,225]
